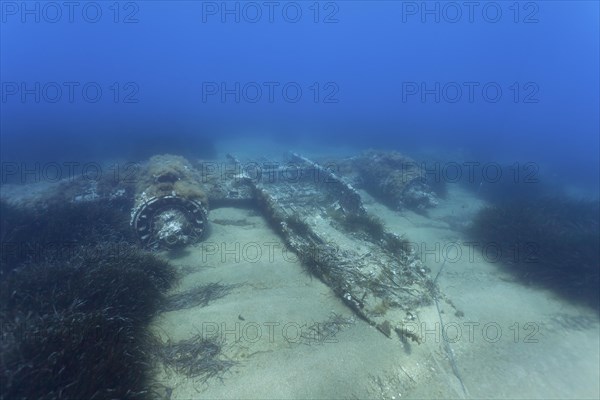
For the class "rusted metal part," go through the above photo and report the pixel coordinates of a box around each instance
[237,153,435,332]
[131,195,208,249]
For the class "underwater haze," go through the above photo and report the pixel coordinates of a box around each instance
[1,1,599,196]
[1,2,600,400]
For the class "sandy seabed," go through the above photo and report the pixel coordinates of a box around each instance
[150,160,599,399]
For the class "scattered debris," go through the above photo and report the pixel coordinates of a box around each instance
[161,282,238,312]
[334,150,441,212]
[155,333,236,382]
[249,152,435,334]
[300,312,356,344]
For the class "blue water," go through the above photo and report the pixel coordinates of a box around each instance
[1,1,598,196]
[1,3,600,399]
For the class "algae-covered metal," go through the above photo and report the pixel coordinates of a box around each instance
[235,152,435,332]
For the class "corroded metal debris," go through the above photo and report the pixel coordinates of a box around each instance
[16,151,436,334]
[129,155,210,250]
[334,150,440,211]
[229,152,436,330]
[131,195,208,249]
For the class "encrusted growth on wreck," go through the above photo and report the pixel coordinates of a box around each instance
[246,153,435,330]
